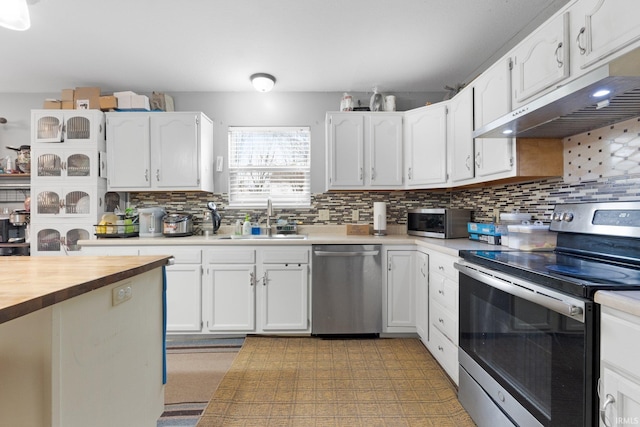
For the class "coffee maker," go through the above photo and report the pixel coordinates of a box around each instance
[0,210,30,256]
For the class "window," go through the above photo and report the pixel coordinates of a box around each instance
[228,126,311,207]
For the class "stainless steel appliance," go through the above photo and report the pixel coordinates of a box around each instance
[407,208,471,239]
[0,211,30,255]
[162,213,194,237]
[312,245,382,336]
[455,201,640,427]
[138,207,165,238]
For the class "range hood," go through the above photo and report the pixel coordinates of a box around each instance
[473,48,640,139]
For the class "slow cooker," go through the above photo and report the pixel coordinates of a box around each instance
[162,213,194,237]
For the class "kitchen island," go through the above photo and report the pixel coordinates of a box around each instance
[0,255,170,427]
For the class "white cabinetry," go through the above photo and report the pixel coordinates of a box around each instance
[106,112,214,192]
[326,112,403,190]
[571,0,640,74]
[204,246,310,334]
[415,250,429,345]
[448,86,474,183]
[472,57,515,180]
[599,306,640,427]
[30,109,109,256]
[139,247,203,333]
[404,104,448,188]
[385,249,416,333]
[512,12,570,106]
[426,250,460,385]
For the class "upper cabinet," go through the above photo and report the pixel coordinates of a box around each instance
[448,85,474,183]
[326,112,403,190]
[511,12,570,107]
[570,0,640,74]
[106,112,214,192]
[404,103,448,188]
[31,110,105,145]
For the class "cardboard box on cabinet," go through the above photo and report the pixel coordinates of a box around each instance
[61,89,74,102]
[99,95,117,111]
[43,99,61,109]
[74,86,101,109]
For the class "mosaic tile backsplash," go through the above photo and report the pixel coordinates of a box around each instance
[130,117,640,230]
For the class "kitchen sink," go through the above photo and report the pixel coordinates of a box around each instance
[219,234,308,240]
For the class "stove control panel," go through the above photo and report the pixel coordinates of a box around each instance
[550,201,640,238]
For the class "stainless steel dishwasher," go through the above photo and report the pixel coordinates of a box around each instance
[312,245,382,336]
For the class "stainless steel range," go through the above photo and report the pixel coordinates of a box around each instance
[455,201,640,427]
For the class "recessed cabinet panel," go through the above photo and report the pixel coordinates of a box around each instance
[449,87,474,183]
[404,104,448,187]
[327,113,364,187]
[151,115,200,188]
[106,114,151,189]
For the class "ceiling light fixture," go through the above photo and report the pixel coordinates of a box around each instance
[0,0,31,31]
[250,73,276,92]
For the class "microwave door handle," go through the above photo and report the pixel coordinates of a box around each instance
[454,262,585,321]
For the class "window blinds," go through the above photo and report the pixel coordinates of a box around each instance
[228,127,311,207]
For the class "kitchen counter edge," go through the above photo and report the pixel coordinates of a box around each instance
[595,290,640,318]
[78,234,498,257]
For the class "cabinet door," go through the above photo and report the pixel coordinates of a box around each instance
[205,264,255,332]
[368,114,403,187]
[33,186,96,218]
[31,110,64,143]
[448,87,474,183]
[33,149,98,183]
[404,104,448,187]
[512,12,569,104]
[165,264,203,332]
[259,264,308,331]
[326,113,364,188]
[475,138,513,178]
[386,251,416,329]
[600,367,640,427]
[150,113,201,189]
[474,57,512,127]
[572,0,640,71]
[31,224,92,256]
[106,114,151,189]
[415,251,429,343]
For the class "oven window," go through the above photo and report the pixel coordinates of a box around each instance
[459,274,590,426]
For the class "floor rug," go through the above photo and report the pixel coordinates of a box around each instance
[197,336,476,426]
[158,339,242,427]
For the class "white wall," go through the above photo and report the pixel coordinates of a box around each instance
[0,91,443,193]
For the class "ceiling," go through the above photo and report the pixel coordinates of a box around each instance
[0,0,571,94]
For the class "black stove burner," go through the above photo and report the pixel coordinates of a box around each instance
[545,264,632,281]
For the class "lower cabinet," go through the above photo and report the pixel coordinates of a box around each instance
[385,248,417,333]
[203,246,310,334]
[599,306,640,426]
[139,246,203,333]
[425,249,461,385]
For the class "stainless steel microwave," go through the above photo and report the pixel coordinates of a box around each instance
[407,208,471,239]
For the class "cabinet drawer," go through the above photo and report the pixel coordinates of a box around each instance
[429,327,459,385]
[428,251,458,281]
[430,300,458,345]
[205,248,255,264]
[139,246,202,264]
[261,247,309,264]
[601,310,640,377]
[430,271,458,312]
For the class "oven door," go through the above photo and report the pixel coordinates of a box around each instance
[456,262,597,427]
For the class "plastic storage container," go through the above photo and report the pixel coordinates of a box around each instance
[499,212,532,246]
[507,221,557,250]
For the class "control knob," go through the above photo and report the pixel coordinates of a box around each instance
[562,212,574,222]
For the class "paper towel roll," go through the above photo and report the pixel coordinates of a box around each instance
[373,202,387,235]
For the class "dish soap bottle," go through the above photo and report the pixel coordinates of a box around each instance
[235,219,242,235]
[242,214,252,235]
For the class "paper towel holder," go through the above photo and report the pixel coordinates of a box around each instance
[373,202,387,236]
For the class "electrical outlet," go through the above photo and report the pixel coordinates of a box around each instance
[352,210,359,221]
[318,209,330,221]
[112,283,133,306]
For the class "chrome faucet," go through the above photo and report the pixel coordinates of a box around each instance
[266,198,273,236]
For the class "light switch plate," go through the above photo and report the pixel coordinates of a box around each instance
[216,156,224,172]
[352,210,359,221]
[318,209,330,221]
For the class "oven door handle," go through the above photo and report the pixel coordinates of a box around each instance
[455,262,585,321]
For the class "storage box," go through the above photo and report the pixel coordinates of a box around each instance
[346,224,370,235]
[74,86,101,109]
[467,222,506,236]
[99,95,118,111]
[43,99,61,109]
[61,89,75,102]
[507,223,557,250]
[114,91,150,110]
[61,100,74,110]
[131,94,150,110]
[150,91,174,111]
[469,233,502,245]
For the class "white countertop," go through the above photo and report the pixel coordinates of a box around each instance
[79,230,498,257]
[595,291,640,318]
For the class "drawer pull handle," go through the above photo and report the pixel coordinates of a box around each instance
[438,318,444,324]
[600,394,615,427]
[437,345,444,352]
[438,290,444,295]
[438,265,445,271]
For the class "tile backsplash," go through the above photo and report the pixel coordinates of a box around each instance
[130,116,640,230]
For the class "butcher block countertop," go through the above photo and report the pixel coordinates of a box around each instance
[0,255,170,325]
